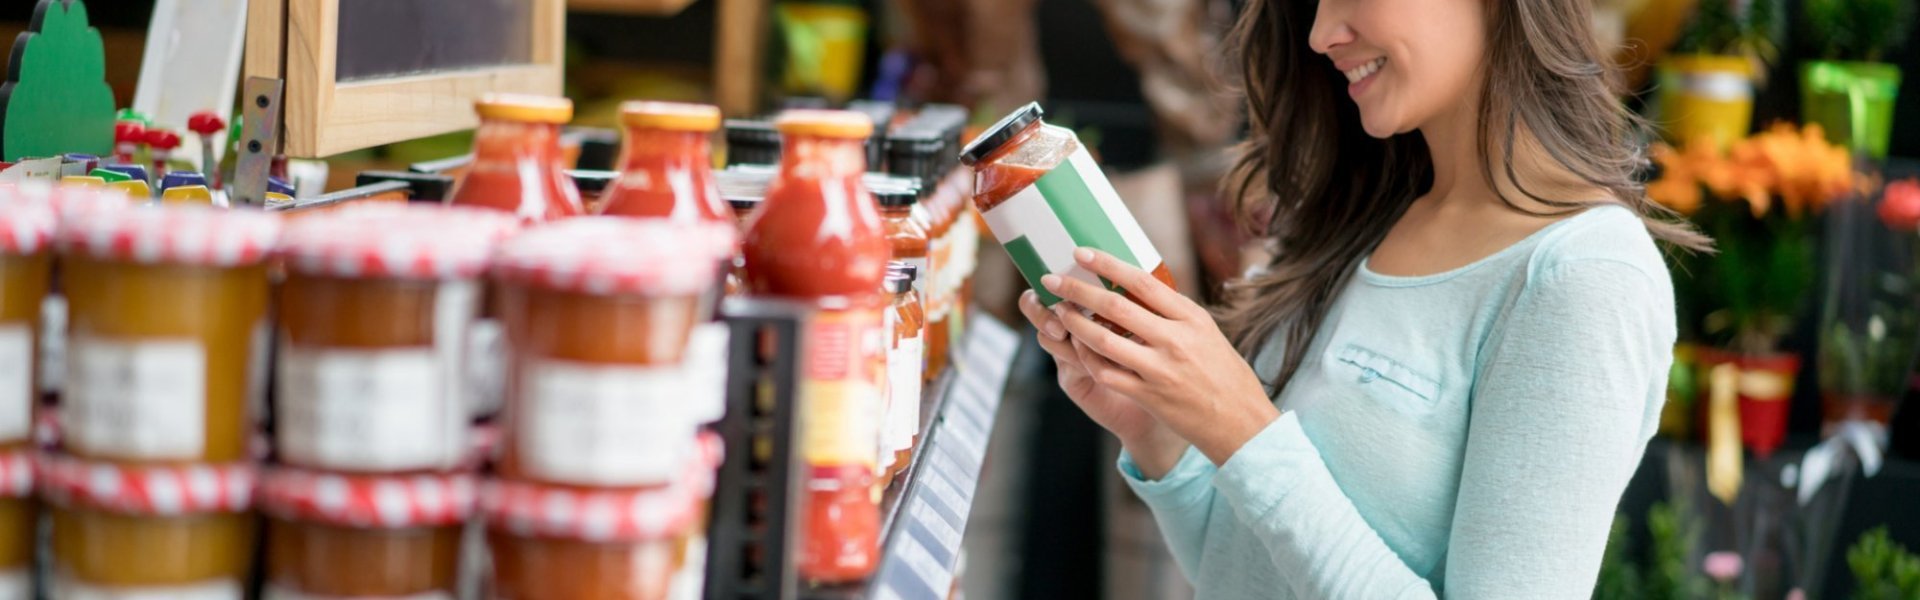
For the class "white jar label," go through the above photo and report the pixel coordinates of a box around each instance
[54,575,241,600]
[263,585,452,600]
[466,319,507,418]
[520,359,697,486]
[688,322,731,424]
[888,334,924,454]
[0,567,26,600]
[63,335,206,460]
[277,346,460,471]
[0,326,31,442]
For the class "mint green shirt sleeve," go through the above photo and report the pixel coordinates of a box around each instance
[1118,445,1219,580]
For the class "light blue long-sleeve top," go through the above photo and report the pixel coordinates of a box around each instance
[1120,204,1674,598]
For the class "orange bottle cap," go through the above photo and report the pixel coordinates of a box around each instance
[474,93,573,124]
[774,109,874,139]
[620,101,723,132]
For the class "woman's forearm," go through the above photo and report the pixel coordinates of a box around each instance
[1120,421,1192,480]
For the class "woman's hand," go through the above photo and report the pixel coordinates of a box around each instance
[1039,248,1280,465]
[1018,289,1188,477]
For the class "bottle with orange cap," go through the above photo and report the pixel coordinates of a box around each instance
[446,93,584,222]
[598,101,728,223]
[741,109,889,584]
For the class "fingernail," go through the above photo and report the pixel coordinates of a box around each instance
[1040,274,1062,290]
[1051,304,1067,319]
[1074,248,1094,263]
[1044,319,1066,340]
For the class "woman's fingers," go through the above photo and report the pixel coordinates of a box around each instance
[1041,273,1165,342]
[1070,248,1200,321]
[1071,336,1146,398]
[1019,290,1069,342]
[1054,301,1154,372]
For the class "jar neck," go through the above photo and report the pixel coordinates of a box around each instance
[473,118,565,163]
[779,135,867,180]
[878,204,914,217]
[618,128,711,171]
[977,120,1044,167]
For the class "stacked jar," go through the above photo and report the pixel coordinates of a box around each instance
[265,203,518,598]
[487,218,733,599]
[0,186,54,596]
[51,203,282,597]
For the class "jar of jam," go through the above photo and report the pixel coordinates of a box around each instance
[493,218,732,487]
[960,103,1174,318]
[740,109,887,584]
[446,94,584,222]
[482,437,718,600]
[0,451,34,595]
[598,101,728,224]
[276,204,518,474]
[880,265,923,485]
[260,468,473,598]
[42,453,256,596]
[0,190,53,449]
[59,205,282,464]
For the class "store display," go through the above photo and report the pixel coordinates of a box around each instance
[961,103,1174,315]
[598,101,728,223]
[42,454,256,596]
[259,468,471,598]
[445,94,584,222]
[58,204,281,463]
[742,109,888,584]
[276,204,519,474]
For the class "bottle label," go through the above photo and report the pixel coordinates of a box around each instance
[263,585,452,600]
[54,576,241,600]
[0,325,31,442]
[277,346,461,471]
[688,322,732,424]
[519,359,699,486]
[902,257,930,302]
[978,144,1164,308]
[668,534,709,600]
[0,567,25,599]
[888,332,924,454]
[63,335,206,459]
[801,307,883,470]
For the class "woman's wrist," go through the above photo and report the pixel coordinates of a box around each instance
[1121,423,1190,481]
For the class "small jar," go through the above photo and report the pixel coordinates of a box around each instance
[597,101,728,224]
[482,436,717,600]
[880,265,924,485]
[493,218,733,487]
[58,204,282,464]
[276,204,518,474]
[446,94,584,222]
[0,451,35,595]
[0,190,54,448]
[260,468,473,598]
[42,453,256,596]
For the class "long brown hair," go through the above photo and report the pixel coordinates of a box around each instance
[1217,0,1711,395]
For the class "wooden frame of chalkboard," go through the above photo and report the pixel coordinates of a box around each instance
[243,0,564,158]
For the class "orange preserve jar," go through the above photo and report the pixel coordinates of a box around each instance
[43,454,256,596]
[276,204,518,474]
[483,435,718,600]
[261,468,472,598]
[493,218,733,487]
[446,94,584,222]
[598,101,728,223]
[0,453,33,595]
[59,204,282,464]
[740,109,888,584]
[0,189,54,449]
[879,265,923,485]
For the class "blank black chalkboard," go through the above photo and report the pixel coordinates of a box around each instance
[334,0,533,82]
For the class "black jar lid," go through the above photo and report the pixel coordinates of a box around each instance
[959,102,1043,167]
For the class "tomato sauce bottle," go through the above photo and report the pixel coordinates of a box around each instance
[446,94,584,222]
[741,110,888,584]
[597,101,728,223]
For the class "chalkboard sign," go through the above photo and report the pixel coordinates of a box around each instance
[244,0,562,157]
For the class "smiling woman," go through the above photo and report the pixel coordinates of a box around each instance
[1012,0,1710,597]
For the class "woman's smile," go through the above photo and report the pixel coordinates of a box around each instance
[1341,57,1386,97]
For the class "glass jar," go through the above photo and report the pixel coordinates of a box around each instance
[59,205,281,464]
[276,204,517,474]
[482,441,715,600]
[740,109,887,584]
[42,454,255,596]
[880,265,924,485]
[0,191,53,449]
[598,101,728,224]
[493,218,732,488]
[961,103,1175,325]
[446,94,584,222]
[0,451,34,595]
[260,468,472,598]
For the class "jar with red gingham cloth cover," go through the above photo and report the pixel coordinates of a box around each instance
[0,186,56,453]
[39,452,257,595]
[484,431,722,600]
[257,468,474,597]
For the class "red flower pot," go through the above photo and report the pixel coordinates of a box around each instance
[1736,353,1800,459]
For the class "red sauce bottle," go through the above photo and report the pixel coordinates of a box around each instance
[446,94,584,222]
[741,110,887,584]
[597,101,728,224]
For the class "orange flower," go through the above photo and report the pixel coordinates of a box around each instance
[1648,143,1703,214]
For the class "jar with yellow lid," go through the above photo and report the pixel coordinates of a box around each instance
[261,468,472,598]
[58,204,282,464]
[446,94,584,222]
[42,454,256,597]
[597,101,728,223]
[276,204,518,475]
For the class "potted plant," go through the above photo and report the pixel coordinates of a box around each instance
[1820,178,1920,433]
[1847,527,1920,599]
[1656,0,1781,151]
[1649,123,1858,458]
[1801,0,1914,159]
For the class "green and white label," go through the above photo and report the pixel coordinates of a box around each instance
[979,145,1162,307]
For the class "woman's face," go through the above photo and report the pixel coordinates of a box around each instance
[1308,0,1490,139]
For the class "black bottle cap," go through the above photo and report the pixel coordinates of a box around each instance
[959,102,1043,167]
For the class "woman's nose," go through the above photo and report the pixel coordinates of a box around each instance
[1308,0,1354,55]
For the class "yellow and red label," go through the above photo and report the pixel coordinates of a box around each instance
[801,307,884,470]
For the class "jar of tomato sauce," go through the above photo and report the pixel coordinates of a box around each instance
[880,264,923,485]
[0,190,53,450]
[740,109,888,584]
[260,468,473,598]
[493,218,732,487]
[42,453,256,597]
[59,205,281,464]
[277,204,518,474]
[446,94,584,222]
[598,101,727,223]
[960,103,1174,318]
[482,436,718,600]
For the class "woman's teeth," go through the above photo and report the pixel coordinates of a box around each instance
[1344,58,1386,84]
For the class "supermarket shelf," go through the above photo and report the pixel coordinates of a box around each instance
[804,313,1023,600]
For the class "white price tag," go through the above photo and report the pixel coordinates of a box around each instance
[278,346,460,471]
[63,335,206,460]
[0,326,31,442]
[520,359,698,486]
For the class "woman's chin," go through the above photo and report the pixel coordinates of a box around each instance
[1358,116,1398,140]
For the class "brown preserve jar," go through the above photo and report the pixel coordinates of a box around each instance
[0,189,52,451]
[42,454,256,596]
[0,452,33,594]
[261,468,473,598]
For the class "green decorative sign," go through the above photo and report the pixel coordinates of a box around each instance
[0,0,117,162]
